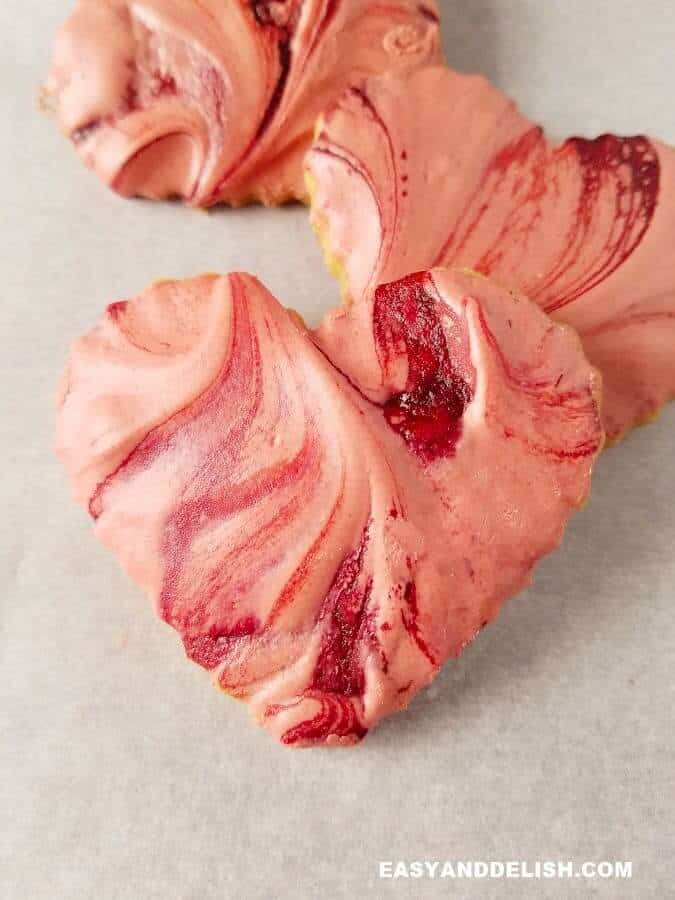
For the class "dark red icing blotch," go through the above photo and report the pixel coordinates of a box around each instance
[374,273,473,462]
[311,525,374,697]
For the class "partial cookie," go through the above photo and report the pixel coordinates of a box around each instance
[56,270,602,745]
[306,66,675,440]
[45,0,441,206]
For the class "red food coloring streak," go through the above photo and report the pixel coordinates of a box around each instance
[268,525,377,745]
[184,616,260,670]
[158,292,334,669]
[436,126,552,269]
[211,2,299,197]
[151,72,177,97]
[307,0,340,56]
[275,694,367,746]
[543,135,659,312]
[123,82,139,114]
[400,582,437,667]
[251,1,282,26]
[312,86,396,227]
[265,480,345,626]
[90,278,324,676]
[348,86,399,217]
[252,36,291,144]
[417,4,440,23]
[107,300,126,320]
[105,300,163,355]
[435,127,659,314]
[213,615,258,640]
[310,145,373,190]
[86,284,256,520]
[311,525,373,698]
[374,272,473,462]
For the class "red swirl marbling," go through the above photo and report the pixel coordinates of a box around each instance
[306,67,675,440]
[45,0,441,206]
[56,270,602,744]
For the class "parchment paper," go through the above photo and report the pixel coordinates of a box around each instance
[2,2,673,897]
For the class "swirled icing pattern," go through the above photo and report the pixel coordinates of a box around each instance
[56,270,602,744]
[45,0,441,206]
[306,66,675,440]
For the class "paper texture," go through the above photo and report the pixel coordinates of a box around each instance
[2,1,673,897]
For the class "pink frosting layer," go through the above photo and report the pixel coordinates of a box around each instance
[45,0,441,206]
[306,66,675,440]
[56,270,602,745]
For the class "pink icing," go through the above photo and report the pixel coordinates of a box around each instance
[56,270,602,744]
[45,0,441,206]
[306,67,675,440]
